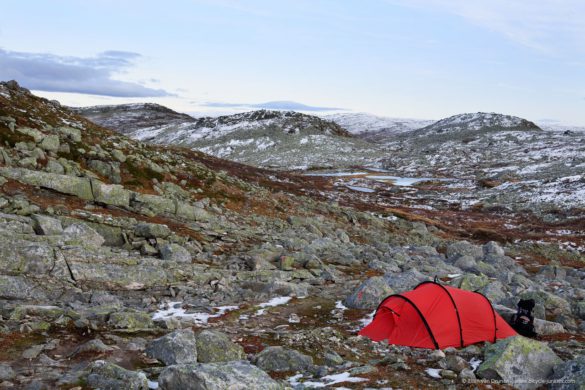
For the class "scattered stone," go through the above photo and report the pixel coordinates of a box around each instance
[254,346,313,372]
[343,276,393,310]
[158,361,280,390]
[159,243,192,263]
[145,329,198,365]
[548,355,585,390]
[0,364,15,381]
[477,336,562,390]
[31,214,63,235]
[196,330,244,363]
[85,360,148,390]
[134,222,171,239]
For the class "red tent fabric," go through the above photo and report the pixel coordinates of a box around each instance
[359,281,517,349]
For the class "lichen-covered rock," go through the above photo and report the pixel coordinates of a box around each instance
[63,223,105,247]
[159,243,192,263]
[158,361,281,390]
[477,336,562,390]
[134,222,171,239]
[107,310,155,331]
[85,360,148,390]
[56,126,82,143]
[446,241,483,260]
[254,346,313,372]
[0,363,15,381]
[343,276,393,309]
[91,181,130,207]
[31,214,63,235]
[0,168,93,200]
[176,202,210,222]
[145,329,198,365]
[0,239,55,275]
[196,330,244,363]
[40,135,60,152]
[548,355,585,390]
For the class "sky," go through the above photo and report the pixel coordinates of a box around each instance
[1,0,584,124]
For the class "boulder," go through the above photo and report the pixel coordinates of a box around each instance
[158,360,281,390]
[176,202,211,222]
[134,222,171,239]
[107,311,155,331]
[85,360,148,390]
[40,135,60,152]
[446,241,483,261]
[0,363,15,381]
[0,168,93,200]
[548,355,585,390]
[344,276,393,310]
[91,181,130,207]
[63,223,105,247]
[196,330,244,363]
[57,126,82,143]
[476,336,562,390]
[159,243,192,263]
[145,329,198,365]
[0,239,55,275]
[483,241,505,257]
[31,214,63,235]
[254,346,313,372]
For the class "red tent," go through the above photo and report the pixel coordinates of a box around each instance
[359,281,517,349]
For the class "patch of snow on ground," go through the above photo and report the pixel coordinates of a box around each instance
[289,372,368,388]
[255,296,292,315]
[425,368,442,378]
[346,185,375,193]
[147,379,159,389]
[470,357,482,372]
[152,301,238,325]
[359,311,375,327]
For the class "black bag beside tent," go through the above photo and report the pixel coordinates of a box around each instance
[510,299,537,338]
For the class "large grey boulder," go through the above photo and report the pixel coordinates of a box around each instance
[63,223,105,247]
[85,360,148,390]
[31,214,63,235]
[91,181,130,207]
[548,355,585,390]
[476,336,562,390]
[0,363,15,381]
[145,329,198,365]
[0,239,55,275]
[343,276,393,310]
[0,168,93,200]
[159,243,192,263]
[446,241,483,261]
[158,361,281,390]
[40,135,60,152]
[196,330,244,363]
[176,202,211,222]
[134,222,171,239]
[254,346,313,373]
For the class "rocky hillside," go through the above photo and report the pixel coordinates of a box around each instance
[73,103,194,136]
[323,112,434,142]
[412,112,541,137]
[0,81,583,389]
[75,105,387,170]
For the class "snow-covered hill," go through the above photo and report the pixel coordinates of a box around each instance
[413,112,541,137]
[324,112,434,136]
[75,105,387,169]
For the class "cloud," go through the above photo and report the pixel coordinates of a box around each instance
[0,49,171,97]
[386,0,585,54]
[203,100,342,111]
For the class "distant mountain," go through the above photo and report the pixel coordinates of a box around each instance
[75,104,387,169]
[413,112,541,137]
[324,112,434,135]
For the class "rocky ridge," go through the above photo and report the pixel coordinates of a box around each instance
[0,80,583,389]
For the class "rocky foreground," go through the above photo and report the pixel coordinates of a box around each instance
[0,80,583,389]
